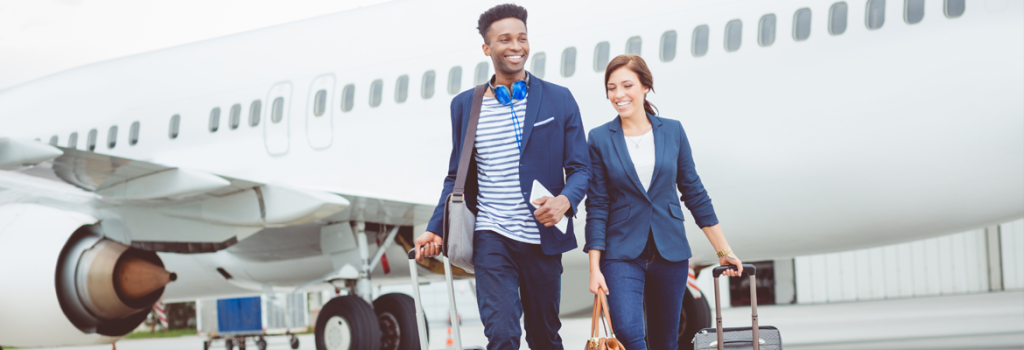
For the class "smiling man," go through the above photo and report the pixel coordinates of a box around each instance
[413,4,591,350]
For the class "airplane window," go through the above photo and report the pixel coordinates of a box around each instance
[474,62,490,86]
[369,80,383,107]
[594,41,610,72]
[129,121,140,146]
[830,2,849,35]
[249,100,262,126]
[531,52,546,78]
[87,129,98,151]
[271,97,285,122]
[759,14,777,46]
[107,125,118,149]
[448,66,462,95]
[944,0,964,18]
[905,0,924,24]
[866,0,886,29]
[209,107,221,132]
[49,135,58,146]
[395,75,409,103]
[626,36,642,56]
[725,20,742,52]
[793,8,812,41]
[561,47,577,77]
[230,104,242,129]
[692,25,709,57]
[169,114,181,139]
[660,31,677,62]
[341,84,355,112]
[421,71,436,99]
[68,132,78,149]
[314,89,328,115]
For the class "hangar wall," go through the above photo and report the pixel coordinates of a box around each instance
[793,218,1024,304]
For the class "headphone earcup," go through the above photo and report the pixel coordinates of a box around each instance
[511,80,527,101]
[494,85,512,105]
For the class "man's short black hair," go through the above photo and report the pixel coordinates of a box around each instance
[477,4,528,43]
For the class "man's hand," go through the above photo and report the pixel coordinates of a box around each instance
[532,194,570,227]
[414,231,443,262]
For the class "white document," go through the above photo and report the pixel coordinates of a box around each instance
[530,180,569,234]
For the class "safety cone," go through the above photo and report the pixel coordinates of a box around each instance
[446,326,454,346]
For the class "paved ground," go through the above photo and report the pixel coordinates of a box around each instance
[19,290,1024,350]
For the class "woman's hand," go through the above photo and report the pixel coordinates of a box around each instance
[718,251,743,277]
[590,269,609,295]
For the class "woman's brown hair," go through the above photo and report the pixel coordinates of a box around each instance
[604,54,657,116]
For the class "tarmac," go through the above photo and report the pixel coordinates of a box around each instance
[19,290,1024,350]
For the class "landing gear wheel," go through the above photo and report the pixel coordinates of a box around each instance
[238,337,247,350]
[372,293,425,350]
[678,289,711,350]
[203,339,211,350]
[256,336,267,350]
[290,334,300,349]
[315,295,382,350]
[225,338,235,350]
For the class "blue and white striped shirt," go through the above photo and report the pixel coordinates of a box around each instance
[474,95,539,244]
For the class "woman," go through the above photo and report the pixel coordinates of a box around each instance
[584,55,743,350]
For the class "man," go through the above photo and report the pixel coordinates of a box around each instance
[414,4,590,349]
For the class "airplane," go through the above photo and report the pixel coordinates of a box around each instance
[0,0,1021,349]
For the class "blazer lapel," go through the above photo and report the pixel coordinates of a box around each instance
[519,72,542,152]
[609,117,650,201]
[649,114,668,186]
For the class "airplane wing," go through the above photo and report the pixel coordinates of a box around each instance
[0,138,437,253]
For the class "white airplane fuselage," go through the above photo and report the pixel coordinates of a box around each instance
[0,0,1022,345]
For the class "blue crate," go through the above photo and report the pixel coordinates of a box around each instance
[216,297,262,334]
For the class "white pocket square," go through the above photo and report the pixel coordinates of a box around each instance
[534,117,555,127]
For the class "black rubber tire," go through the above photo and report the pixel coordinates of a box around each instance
[290,336,300,349]
[678,289,712,350]
[372,293,425,350]
[203,340,211,350]
[257,337,267,350]
[315,295,382,350]
[225,338,235,350]
[238,337,246,350]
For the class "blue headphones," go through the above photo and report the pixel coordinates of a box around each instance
[488,73,530,105]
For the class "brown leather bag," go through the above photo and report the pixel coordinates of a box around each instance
[586,289,624,350]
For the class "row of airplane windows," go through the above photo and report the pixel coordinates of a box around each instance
[46,0,965,151]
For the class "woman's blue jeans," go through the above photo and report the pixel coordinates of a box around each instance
[600,236,689,350]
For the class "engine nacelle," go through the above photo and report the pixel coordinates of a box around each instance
[0,204,174,347]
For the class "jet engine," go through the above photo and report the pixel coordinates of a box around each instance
[0,204,175,347]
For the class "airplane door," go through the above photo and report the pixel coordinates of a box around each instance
[264,82,292,156]
[306,74,335,150]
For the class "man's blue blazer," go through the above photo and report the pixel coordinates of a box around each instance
[584,113,719,262]
[426,73,591,256]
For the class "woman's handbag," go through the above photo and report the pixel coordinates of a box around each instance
[587,290,624,350]
[442,84,487,274]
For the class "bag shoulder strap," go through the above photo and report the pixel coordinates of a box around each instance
[452,84,487,198]
[599,292,615,336]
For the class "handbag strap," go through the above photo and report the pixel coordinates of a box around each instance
[452,84,487,198]
[590,294,601,340]
[598,291,616,337]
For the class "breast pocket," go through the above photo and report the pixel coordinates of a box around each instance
[533,116,555,128]
[608,205,631,227]
[668,204,685,222]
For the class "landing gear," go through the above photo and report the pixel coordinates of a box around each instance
[315,295,381,350]
[237,337,247,350]
[225,338,235,350]
[678,288,711,350]
[256,336,267,350]
[289,333,300,349]
[373,293,426,350]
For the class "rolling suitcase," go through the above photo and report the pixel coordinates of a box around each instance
[407,248,484,350]
[692,264,782,350]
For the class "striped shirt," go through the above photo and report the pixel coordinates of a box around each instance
[474,94,539,244]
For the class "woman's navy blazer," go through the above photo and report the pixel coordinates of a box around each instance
[584,113,719,262]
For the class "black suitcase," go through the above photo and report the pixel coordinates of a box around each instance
[407,248,484,350]
[692,264,783,350]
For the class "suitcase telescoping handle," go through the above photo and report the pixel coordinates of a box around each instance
[407,248,467,350]
[407,249,431,350]
[710,264,759,350]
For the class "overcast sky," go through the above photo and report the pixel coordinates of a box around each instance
[0,0,392,90]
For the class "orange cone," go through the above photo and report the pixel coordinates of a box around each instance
[446,326,454,346]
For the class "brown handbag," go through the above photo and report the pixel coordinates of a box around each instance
[586,289,625,350]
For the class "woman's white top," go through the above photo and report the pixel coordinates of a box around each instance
[624,129,656,192]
